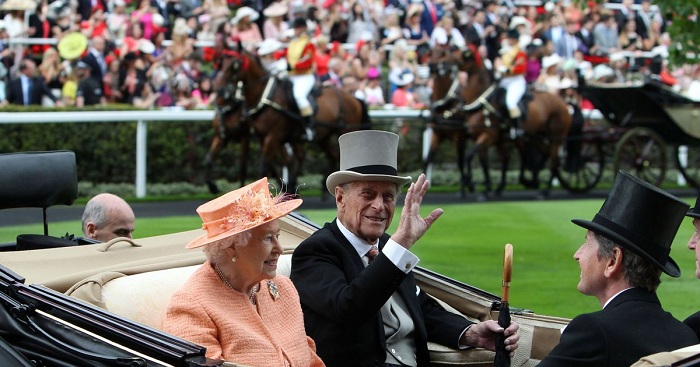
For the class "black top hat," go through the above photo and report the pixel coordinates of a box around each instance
[687,196,700,219]
[292,17,307,28]
[572,171,689,277]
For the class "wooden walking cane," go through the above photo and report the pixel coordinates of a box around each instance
[494,243,513,367]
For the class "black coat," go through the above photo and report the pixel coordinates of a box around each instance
[5,76,56,106]
[538,288,699,367]
[685,311,700,342]
[290,220,472,367]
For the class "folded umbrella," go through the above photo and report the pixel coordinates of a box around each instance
[494,243,513,367]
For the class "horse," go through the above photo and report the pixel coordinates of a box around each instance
[429,45,573,197]
[210,44,371,198]
[426,53,491,199]
[204,81,251,194]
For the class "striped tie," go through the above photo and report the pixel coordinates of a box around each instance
[366,245,379,263]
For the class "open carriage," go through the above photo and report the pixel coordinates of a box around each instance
[558,78,700,193]
[0,150,575,366]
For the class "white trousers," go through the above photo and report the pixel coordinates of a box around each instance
[499,75,526,113]
[289,73,315,112]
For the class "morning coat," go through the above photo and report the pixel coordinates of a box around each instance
[538,287,698,367]
[290,219,473,367]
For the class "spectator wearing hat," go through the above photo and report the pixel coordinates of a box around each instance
[349,39,377,86]
[278,17,316,140]
[75,61,105,107]
[535,53,563,94]
[262,2,289,41]
[496,28,527,137]
[389,69,419,109]
[313,34,331,80]
[362,66,384,108]
[413,65,432,107]
[290,130,520,367]
[230,6,262,51]
[538,172,699,367]
[6,58,63,106]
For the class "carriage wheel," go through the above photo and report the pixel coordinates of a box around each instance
[613,128,667,187]
[557,141,604,193]
[675,145,700,190]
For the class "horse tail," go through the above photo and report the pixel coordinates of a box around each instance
[357,98,371,130]
[563,102,584,173]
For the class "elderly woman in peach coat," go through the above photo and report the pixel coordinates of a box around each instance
[163,178,325,366]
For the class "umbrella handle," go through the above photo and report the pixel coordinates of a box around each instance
[501,243,513,303]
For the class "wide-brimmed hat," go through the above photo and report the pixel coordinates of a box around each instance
[138,39,156,55]
[257,38,283,56]
[389,69,414,87]
[542,54,562,70]
[558,77,576,90]
[57,32,88,60]
[509,16,528,30]
[187,177,302,249]
[572,171,689,277]
[326,131,412,194]
[231,6,259,25]
[263,2,288,18]
[687,196,700,219]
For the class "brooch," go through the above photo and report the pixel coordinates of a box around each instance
[268,280,280,301]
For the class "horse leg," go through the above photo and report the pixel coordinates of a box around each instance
[455,134,472,198]
[494,143,510,195]
[477,148,491,195]
[205,133,226,194]
[422,127,438,183]
[318,135,339,202]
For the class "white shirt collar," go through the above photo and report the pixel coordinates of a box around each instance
[602,287,634,309]
[336,219,377,258]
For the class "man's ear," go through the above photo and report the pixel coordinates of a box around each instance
[85,222,98,239]
[603,247,624,279]
[335,186,345,212]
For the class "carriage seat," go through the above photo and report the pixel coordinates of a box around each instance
[67,254,496,366]
[0,151,79,252]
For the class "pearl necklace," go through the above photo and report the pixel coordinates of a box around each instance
[214,264,260,305]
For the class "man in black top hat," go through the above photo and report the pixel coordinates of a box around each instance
[538,171,698,367]
[683,197,700,341]
[290,130,520,367]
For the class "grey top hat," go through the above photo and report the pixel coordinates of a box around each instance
[572,171,689,277]
[687,196,700,219]
[325,131,412,194]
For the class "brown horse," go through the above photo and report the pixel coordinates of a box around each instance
[208,45,371,197]
[430,45,573,196]
[426,53,487,199]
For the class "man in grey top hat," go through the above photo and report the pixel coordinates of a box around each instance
[290,130,519,367]
[538,171,698,367]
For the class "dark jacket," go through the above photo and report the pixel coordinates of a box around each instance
[290,220,472,367]
[6,76,57,106]
[538,288,698,367]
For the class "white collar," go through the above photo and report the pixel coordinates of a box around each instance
[602,287,634,309]
[336,219,377,258]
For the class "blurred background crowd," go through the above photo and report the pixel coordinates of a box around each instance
[0,0,696,110]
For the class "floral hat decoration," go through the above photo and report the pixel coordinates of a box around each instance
[186,177,302,249]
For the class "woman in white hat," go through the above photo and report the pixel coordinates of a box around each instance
[163,178,325,366]
[535,53,563,94]
[230,6,262,51]
[262,2,289,41]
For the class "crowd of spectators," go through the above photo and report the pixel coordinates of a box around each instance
[0,0,697,110]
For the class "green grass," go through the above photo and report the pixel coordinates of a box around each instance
[2,198,697,321]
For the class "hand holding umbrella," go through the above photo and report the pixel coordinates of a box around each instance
[494,243,513,367]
